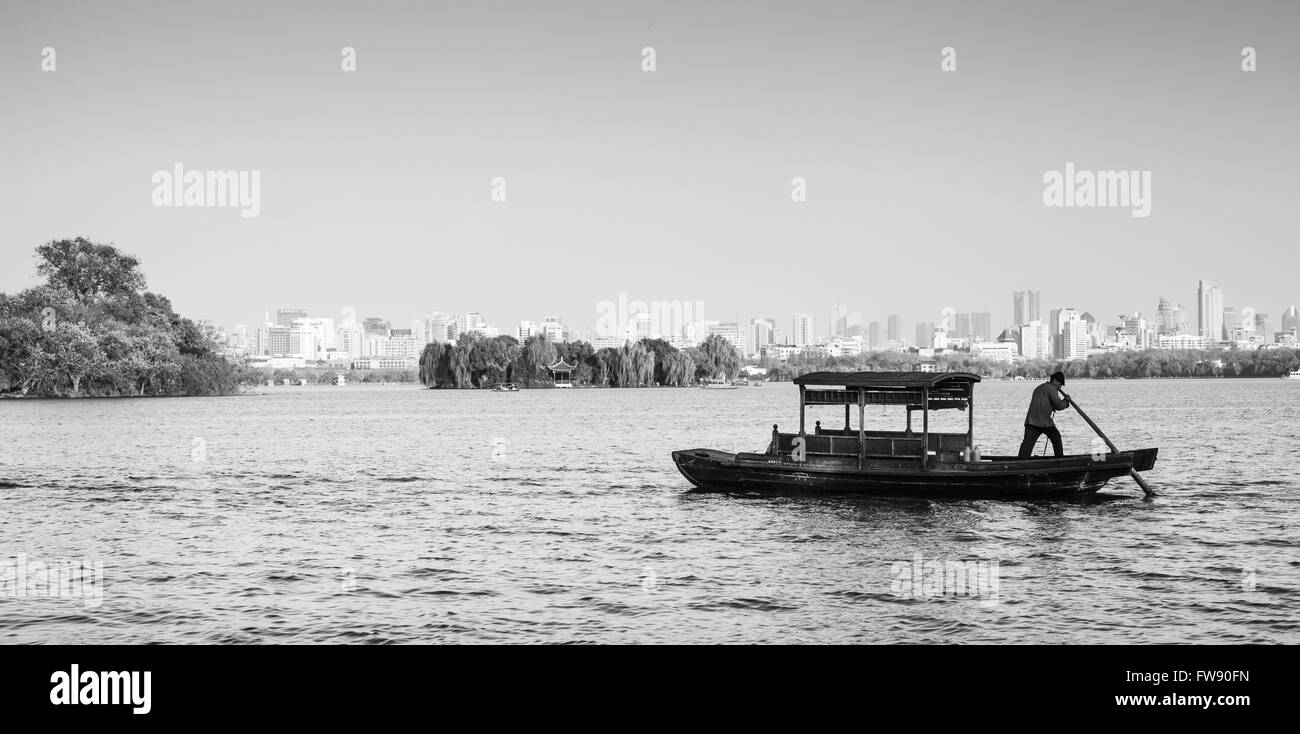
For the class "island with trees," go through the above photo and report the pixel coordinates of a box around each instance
[418,333,742,388]
[0,238,245,397]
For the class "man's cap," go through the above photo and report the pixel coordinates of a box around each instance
[1051,371,1066,385]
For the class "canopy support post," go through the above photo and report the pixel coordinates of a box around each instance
[921,386,930,472]
[798,384,806,435]
[857,389,865,469]
[967,383,975,455]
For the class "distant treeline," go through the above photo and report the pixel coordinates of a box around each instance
[418,334,741,388]
[758,347,1300,381]
[261,368,417,384]
[0,238,247,397]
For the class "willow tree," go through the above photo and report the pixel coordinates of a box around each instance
[695,334,741,380]
[515,334,558,386]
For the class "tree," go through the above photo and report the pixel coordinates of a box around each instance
[695,334,741,380]
[35,238,147,303]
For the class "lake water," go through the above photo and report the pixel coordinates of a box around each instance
[1,379,1297,644]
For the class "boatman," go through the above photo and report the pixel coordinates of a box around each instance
[1017,371,1070,458]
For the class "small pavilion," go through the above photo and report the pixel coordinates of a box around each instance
[547,360,576,387]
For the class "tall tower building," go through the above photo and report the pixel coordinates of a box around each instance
[791,314,814,347]
[868,321,882,350]
[829,304,846,338]
[1282,305,1299,334]
[1197,279,1224,343]
[955,313,972,340]
[1013,291,1027,326]
[1157,296,1181,335]
[1019,321,1049,360]
[1061,317,1090,360]
[1026,288,1041,323]
[887,315,901,344]
[915,322,936,349]
[750,318,776,352]
[971,312,992,342]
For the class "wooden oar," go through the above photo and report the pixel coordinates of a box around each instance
[1058,389,1155,497]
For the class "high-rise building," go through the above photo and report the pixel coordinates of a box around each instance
[1197,279,1224,343]
[265,324,291,356]
[845,311,863,338]
[228,324,249,353]
[1050,307,1081,359]
[289,318,318,359]
[1222,306,1236,341]
[1026,289,1041,323]
[1118,313,1149,350]
[971,312,992,342]
[336,323,365,359]
[868,321,882,350]
[829,304,846,339]
[363,317,390,337]
[456,312,485,336]
[542,316,565,342]
[887,315,901,344]
[423,313,455,344]
[710,321,745,355]
[277,309,308,327]
[1061,316,1090,360]
[1157,296,1181,335]
[1019,321,1049,360]
[792,314,814,347]
[750,318,776,354]
[517,320,540,341]
[1013,292,1027,326]
[1283,305,1299,335]
[915,322,936,349]
[955,313,972,341]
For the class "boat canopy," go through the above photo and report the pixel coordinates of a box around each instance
[793,371,981,389]
[793,371,979,409]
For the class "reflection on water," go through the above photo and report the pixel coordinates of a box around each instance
[0,379,1296,643]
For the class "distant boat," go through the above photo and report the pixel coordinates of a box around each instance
[493,383,520,392]
[333,374,346,385]
[1284,370,1300,380]
[699,378,739,390]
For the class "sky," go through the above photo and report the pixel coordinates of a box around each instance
[1,0,1297,339]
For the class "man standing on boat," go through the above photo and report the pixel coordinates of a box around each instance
[1017,371,1070,458]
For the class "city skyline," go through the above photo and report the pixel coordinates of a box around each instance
[213,274,1298,364]
[205,275,1294,343]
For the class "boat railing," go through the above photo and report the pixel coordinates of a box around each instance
[770,430,967,461]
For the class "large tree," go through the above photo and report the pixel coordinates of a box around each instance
[35,238,147,303]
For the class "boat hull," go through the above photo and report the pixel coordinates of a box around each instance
[671,447,1158,498]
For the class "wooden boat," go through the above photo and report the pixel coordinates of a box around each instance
[672,371,1158,498]
[492,382,519,392]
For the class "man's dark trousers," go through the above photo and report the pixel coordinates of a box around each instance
[1018,424,1063,458]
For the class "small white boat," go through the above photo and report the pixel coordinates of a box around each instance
[699,378,739,390]
[1284,370,1300,380]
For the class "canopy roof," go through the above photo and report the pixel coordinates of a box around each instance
[547,360,576,371]
[793,371,981,389]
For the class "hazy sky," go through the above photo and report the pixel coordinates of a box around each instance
[2,0,1297,338]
